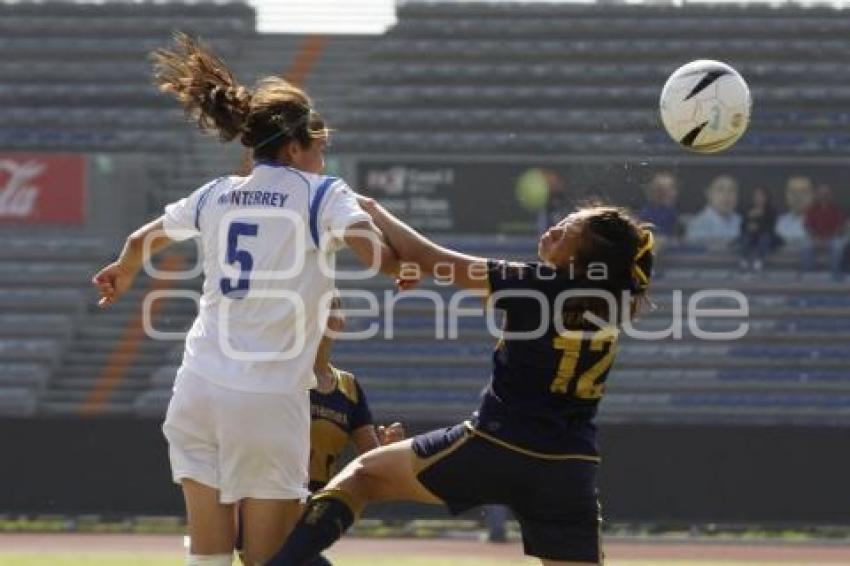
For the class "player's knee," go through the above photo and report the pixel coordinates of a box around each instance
[343,458,386,501]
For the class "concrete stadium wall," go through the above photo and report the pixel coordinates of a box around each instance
[1,417,847,526]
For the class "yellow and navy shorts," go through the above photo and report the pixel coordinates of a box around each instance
[412,422,602,563]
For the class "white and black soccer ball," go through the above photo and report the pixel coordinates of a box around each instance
[659,60,752,154]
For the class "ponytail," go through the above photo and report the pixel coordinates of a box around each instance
[151,32,251,142]
[631,228,655,295]
[152,33,329,162]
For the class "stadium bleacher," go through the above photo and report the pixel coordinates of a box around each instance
[125,238,850,427]
[0,236,108,416]
[0,1,254,153]
[329,2,850,155]
[1,1,848,429]
[0,1,253,414]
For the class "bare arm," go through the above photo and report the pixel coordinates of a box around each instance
[91,216,176,307]
[344,219,401,277]
[350,425,381,455]
[357,197,489,291]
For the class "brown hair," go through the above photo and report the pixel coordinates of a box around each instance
[151,32,328,162]
[565,204,655,324]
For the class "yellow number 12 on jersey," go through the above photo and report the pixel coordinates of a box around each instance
[550,329,618,399]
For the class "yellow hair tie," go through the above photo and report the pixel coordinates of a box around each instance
[632,229,655,286]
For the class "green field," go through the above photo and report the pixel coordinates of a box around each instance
[0,557,532,566]
[0,555,826,566]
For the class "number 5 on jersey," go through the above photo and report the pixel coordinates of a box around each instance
[220,221,258,297]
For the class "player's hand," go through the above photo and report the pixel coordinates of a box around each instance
[395,261,421,292]
[356,195,378,212]
[377,422,405,445]
[395,276,420,292]
[91,261,136,308]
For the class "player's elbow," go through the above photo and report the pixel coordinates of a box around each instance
[345,224,401,276]
[127,218,165,253]
[376,245,401,276]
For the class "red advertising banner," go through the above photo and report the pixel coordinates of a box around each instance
[0,153,86,225]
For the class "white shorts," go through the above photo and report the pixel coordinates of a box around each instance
[162,367,310,504]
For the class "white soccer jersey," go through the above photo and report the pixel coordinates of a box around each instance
[162,162,370,394]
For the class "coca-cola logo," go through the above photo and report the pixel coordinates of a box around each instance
[0,154,86,225]
[0,159,44,218]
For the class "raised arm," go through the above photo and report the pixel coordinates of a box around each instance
[357,197,488,291]
[91,216,176,307]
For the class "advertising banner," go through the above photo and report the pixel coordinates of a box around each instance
[359,159,849,235]
[0,153,86,225]
[358,161,541,234]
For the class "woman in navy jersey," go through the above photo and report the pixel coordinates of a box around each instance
[267,201,654,566]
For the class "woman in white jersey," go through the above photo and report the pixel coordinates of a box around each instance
[92,33,400,566]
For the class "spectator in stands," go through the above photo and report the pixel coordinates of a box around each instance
[802,183,848,279]
[738,188,779,272]
[685,175,741,246]
[639,172,681,240]
[776,175,814,247]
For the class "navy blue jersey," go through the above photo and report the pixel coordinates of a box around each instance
[309,367,373,490]
[472,260,620,457]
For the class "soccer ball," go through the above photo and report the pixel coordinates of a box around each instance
[659,60,752,153]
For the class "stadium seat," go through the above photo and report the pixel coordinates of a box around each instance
[0,388,37,417]
[0,314,74,339]
[0,290,84,314]
[0,363,51,389]
[8,0,849,428]
[133,389,171,418]
[0,262,98,286]
[0,339,64,364]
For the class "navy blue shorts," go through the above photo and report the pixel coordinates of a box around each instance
[412,422,602,563]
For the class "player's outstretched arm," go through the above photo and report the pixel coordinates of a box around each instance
[357,196,488,291]
[91,217,176,308]
[344,219,401,277]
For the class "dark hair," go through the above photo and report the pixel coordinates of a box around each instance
[567,204,655,324]
[151,32,328,162]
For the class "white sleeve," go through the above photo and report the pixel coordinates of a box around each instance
[317,180,370,252]
[162,177,224,241]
